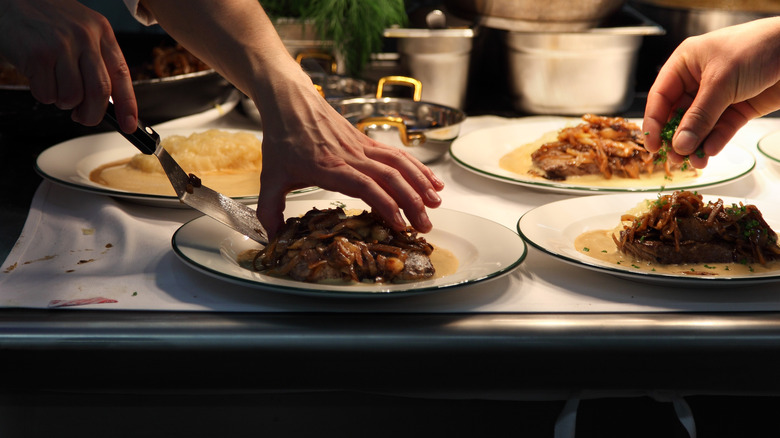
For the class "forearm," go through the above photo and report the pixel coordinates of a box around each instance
[138,0,308,106]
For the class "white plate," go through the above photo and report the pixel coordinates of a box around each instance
[758,129,780,165]
[450,116,755,194]
[35,128,318,207]
[517,193,780,286]
[172,199,527,297]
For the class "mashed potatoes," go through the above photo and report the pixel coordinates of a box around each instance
[128,129,262,174]
[90,129,263,197]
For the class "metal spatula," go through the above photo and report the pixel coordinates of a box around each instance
[102,102,268,244]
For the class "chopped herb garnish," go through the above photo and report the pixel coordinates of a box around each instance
[657,108,693,168]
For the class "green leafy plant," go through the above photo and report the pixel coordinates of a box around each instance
[262,0,408,76]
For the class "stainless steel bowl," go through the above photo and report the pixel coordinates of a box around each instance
[331,76,467,163]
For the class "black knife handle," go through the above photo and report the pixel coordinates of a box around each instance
[103,101,159,155]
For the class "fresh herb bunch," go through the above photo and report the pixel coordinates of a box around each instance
[661,108,684,146]
[262,0,408,76]
[653,108,695,169]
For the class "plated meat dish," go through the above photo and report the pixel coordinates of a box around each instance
[615,190,780,265]
[531,114,684,181]
[249,207,435,283]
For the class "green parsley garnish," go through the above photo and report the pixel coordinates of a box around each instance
[660,108,684,146]
[656,108,694,168]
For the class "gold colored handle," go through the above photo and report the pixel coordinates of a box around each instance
[376,76,422,101]
[313,84,325,98]
[356,116,426,147]
[295,51,338,74]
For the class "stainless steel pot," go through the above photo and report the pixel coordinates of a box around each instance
[331,76,467,163]
[631,0,780,47]
[445,0,626,31]
[505,6,664,115]
[384,27,475,109]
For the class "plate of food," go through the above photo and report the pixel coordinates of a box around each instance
[517,190,780,286]
[450,115,755,194]
[172,199,527,297]
[35,128,318,207]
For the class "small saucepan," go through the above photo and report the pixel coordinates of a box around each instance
[331,76,466,163]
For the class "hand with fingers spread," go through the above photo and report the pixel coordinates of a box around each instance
[643,17,780,168]
[253,71,445,237]
[138,0,444,237]
[0,0,138,133]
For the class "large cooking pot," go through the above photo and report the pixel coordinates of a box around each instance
[631,0,780,55]
[331,76,466,163]
[445,0,626,31]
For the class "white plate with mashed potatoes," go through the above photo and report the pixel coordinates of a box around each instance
[35,128,319,207]
[517,193,780,286]
[172,199,527,297]
[450,116,755,194]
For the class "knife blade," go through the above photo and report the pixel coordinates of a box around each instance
[102,102,268,244]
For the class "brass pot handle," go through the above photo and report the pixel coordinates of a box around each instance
[376,76,422,101]
[356,116,426,147]
[313,84,325,98]
[295,51,338,74]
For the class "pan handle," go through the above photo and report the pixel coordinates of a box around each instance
[375,76,422,101]
[356,116,426,147]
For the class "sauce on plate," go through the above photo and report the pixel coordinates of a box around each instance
[575,228,780,276]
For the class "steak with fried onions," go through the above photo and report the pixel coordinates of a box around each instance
[251,207,434,283]
[615,191,780,265]
[531,114,683,180]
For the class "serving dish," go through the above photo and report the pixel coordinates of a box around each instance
[172,199,527,297]
[517,192,780,286]
[450,116,755,194]
[35,127,318,208]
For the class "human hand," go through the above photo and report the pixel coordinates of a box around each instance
[136,0,444,237]
[0,0,137,132]
[253,71,445,238]
[643,17,780,168]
